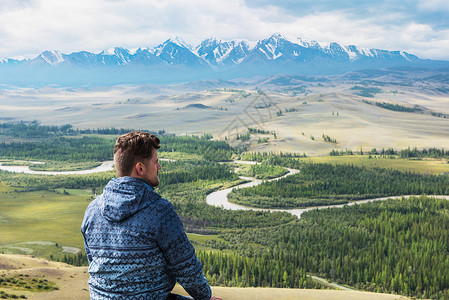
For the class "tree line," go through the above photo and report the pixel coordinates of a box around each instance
[159,160,238,185]
[331,147,449,158]
[158,135,238,161]
[0,121,165,138]
[0,128,238,162]
[0,136,115,162]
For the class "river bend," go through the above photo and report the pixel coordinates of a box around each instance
[206,161,449,219]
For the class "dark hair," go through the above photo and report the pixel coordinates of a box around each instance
[113,131,160,177]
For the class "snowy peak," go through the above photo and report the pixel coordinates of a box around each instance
[196,38,222,57]
[34,50,65,65]
[196,38,252,65]
[265,33,287,45]
[98,47,131,65]
[296,38,323,49]
[250,34,311,61]
[167,36,192,49]
[153,37,204,66]
[155,36,193,55]
[128,48,165,66]
[0,57,23,65]
[100,47,130,56]
[258,33,289,48]
[254,34,290,60]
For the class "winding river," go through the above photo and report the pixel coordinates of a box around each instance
[0,158,180,175]
[0,161,115,175]
[207,161,449,219]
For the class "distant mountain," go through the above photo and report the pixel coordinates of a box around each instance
[196,38,256,66]
[1,34,448,86]
[0,57,23,65]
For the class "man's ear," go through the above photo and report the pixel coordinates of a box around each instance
[135,161,145,176]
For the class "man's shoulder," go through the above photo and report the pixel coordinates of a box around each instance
[84,194,103,214]
[148,193,176,215]
[81,195,103,231]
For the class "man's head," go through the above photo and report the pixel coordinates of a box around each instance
[114,131,161,186]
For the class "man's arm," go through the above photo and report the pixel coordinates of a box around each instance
[157,201,212,300]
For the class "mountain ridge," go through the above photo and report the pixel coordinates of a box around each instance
[1,33,448,86]
[0,33,427,67]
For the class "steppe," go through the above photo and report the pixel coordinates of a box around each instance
[1,72,448,156]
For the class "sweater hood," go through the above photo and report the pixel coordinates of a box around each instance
[100,176,158,222]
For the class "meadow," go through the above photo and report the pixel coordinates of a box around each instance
[0,189,91,262]
[301,155,449,175]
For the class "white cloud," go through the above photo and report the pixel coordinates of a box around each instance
[417,0,449,11]
[0,0,448,60]
[400,23,449,59]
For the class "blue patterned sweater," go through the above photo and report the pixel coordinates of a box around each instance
[81,176,211,300]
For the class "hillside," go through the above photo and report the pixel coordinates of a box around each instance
[0,254,409,300]
[1,69,448,156]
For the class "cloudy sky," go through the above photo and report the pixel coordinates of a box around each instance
[1,0,449,60]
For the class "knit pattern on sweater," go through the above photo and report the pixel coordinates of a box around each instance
[81,177,211,300]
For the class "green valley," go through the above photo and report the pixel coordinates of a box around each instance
[0,123,449,299]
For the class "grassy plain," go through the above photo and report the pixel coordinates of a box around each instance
[186,233,230,252]
[300,155,449,175]
[233,162,288,179]
[0,190,90,260]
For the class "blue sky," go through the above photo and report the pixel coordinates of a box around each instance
[1,0,448,60]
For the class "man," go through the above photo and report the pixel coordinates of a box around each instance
[81,131,221,300]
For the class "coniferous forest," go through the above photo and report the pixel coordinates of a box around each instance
[228,163,449,208]
[1,122,449,299]
[205,196,449,299]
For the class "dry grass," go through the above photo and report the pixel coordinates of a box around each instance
[300,155,449,175]
[0,255,410,300]
[174,281,411,300]
[0,86,448,156]
[0,254,89,300]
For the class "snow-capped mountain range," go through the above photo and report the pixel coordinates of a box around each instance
[1,34,447,86]
[0,34,422,68]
